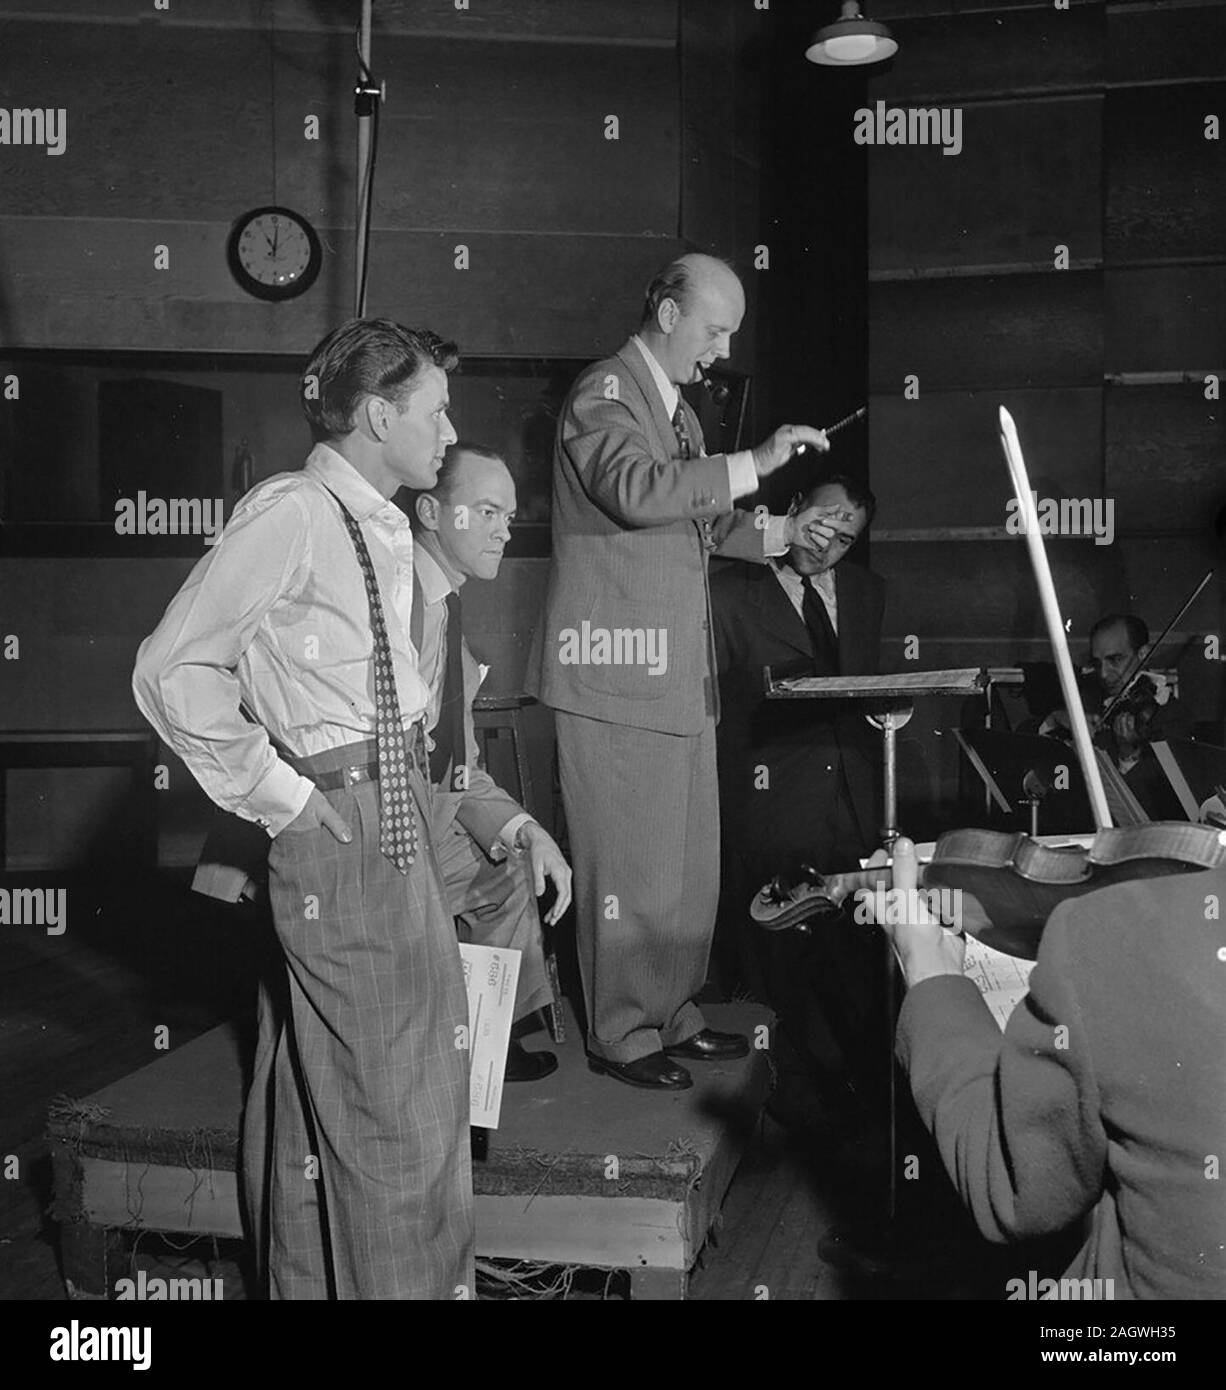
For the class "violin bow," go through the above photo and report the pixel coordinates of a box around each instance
[998,407,1113,830]
[1097,566,1214,731]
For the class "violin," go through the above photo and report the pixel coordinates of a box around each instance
[752,821,1226,959]
[752,408,1226,956]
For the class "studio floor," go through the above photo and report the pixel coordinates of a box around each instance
[0,867,1053,1302]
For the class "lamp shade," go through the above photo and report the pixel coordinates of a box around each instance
[805,1,897,66]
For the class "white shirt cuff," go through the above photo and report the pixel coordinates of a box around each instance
[726,450,759,501]
[763,515,790,558]
[252,763,316,837]
[491,812,535,861]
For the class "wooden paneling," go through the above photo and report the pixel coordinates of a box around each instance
[0,221,679,354]
[868,97,1101,276]
[7,0,679,44]
[870,387,1102,530]
[1,24,679,236]
[1106,82,1226,265]
[869,272,1103,392]
[1105,384,1226,535]
[1106,266,1226,374]
[871,6,1103,104]
[1109,4,1226,86]
[872,537,1123,650]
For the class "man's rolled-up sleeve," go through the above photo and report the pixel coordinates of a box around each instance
[895,909,1108,1244]
[132,487,317,835]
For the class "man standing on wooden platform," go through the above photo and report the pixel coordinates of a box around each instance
[133,318,473,1300]
[529,252,835,1092]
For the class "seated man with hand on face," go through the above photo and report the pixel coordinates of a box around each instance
[711,474,885,1124]
[403,441,571,1081]
[860,840,1226,1299]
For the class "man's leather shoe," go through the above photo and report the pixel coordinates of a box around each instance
[588,1051,693,1090]
[664,1028,750,1061]
[505,1038,558,1083]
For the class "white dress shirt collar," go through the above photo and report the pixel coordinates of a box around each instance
[303,441,395,523]
[414,537,459,607]
[631,334,680,419]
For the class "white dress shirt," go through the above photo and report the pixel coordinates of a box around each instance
[133,443,432,837]
[413,538,533,855]
[770,559,838,635]
[631,335,789,558]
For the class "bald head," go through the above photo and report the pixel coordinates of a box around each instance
[639,253,745,387]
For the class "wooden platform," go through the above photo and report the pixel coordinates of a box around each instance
[48,1001,773,1300]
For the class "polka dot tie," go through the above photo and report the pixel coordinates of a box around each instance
[328,492,417,873]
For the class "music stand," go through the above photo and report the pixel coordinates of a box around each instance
[764,667,994,1271]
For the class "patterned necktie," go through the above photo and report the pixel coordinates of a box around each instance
[328,493,418,872]
[672,401,694,460]
[674,401,715,552]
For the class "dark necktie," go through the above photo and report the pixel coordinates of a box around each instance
[801,577,840,675]
[429,590,466,787]
[328,493,418,872]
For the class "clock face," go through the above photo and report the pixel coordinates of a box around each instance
[227,206,322,301]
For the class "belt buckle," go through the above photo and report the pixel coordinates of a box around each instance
[345,764,367,785]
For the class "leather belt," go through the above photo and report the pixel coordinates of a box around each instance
[301,723,429,792]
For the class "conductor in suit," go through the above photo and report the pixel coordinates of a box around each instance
[528,252,837,1091]
[863,843,1226,1299]
[711,475,886,1118]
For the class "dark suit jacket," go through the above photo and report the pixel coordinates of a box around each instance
[898,867,1226,1298]
[527,338,769,735]
[710,558,885,867]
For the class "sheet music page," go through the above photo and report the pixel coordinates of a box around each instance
[775,668,984,695]
[962,934,1035,1031]
[459,942,521,1129]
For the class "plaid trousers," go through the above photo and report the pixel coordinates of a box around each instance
[259,743,474,1300]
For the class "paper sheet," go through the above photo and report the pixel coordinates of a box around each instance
[962,934,1035,1031]
[458,942,521,1129]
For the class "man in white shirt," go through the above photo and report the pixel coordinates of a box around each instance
[407,442,572,1081]
[528,253,837,1091]
[133,318,473,1300]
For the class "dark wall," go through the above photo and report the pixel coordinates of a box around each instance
[861,0,1226,827]
[0,0,770,868]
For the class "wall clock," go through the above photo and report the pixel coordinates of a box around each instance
[226,206,322,301]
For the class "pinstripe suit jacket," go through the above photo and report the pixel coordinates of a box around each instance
[527,338,769,735]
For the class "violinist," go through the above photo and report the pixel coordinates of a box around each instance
[859,840,1226,1299]
[1040,613,1193,819]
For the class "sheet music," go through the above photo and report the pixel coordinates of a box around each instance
[962,933,1035,1031]
[772,668,987,697]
